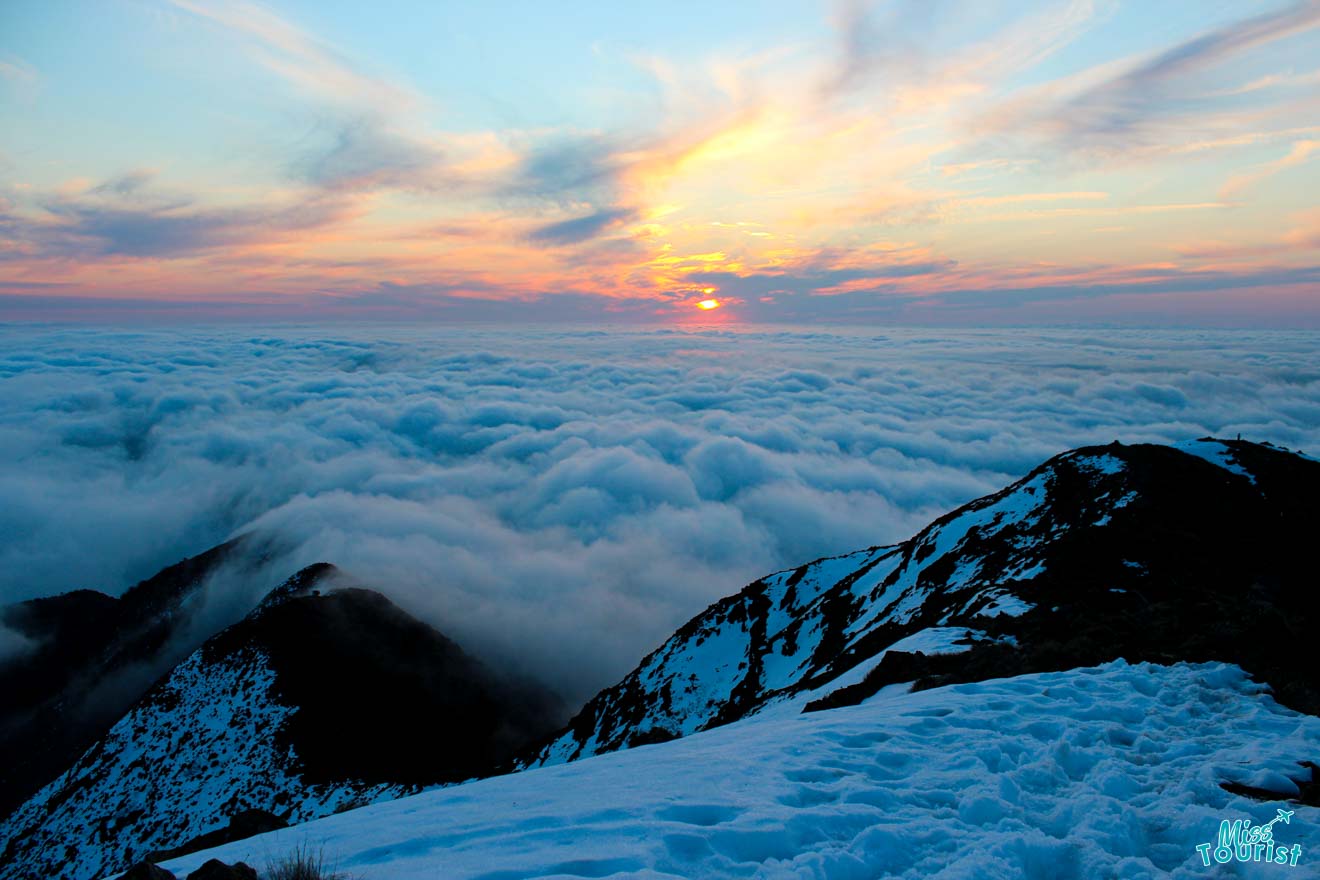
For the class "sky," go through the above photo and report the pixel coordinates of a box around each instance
[1,0,1319,324]
[4,325,1318,700]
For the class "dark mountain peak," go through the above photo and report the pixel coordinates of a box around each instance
[1,589,118,660]
[253,561,340,612]
[0,570,564,880]
[209,584,564,785]
[528,438,1320,768]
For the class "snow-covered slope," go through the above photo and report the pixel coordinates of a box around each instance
[530,438,1320,767]
[0,567,563,880]
[156,660,1320,880]
[1,642,406,880]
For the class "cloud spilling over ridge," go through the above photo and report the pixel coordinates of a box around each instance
[0,624,35,664]
[1,326,1318,701]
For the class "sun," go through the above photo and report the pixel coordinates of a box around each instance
[696,299,721,311]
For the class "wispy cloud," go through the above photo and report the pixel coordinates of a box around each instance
[976,0,1320,158]
[953,191,1109,208]
[818,0,1102,108]
[508,136,628,203]
[0,54,38,102]
[528,207,639,247]
[169,0,416,111]
[1211,67,1320,96]
[0,54,38,86]
[291,115,446,192]
[1174,207,1320,260]
[4,172,354,259]
[1220,139,1320,200]
[171,0,452,197]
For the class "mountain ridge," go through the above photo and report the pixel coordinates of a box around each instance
[525,438,1319,769]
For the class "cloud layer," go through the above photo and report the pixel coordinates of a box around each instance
[2,326,1318,700]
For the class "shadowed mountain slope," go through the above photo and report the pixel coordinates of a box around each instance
[0,565,562,880]
[0,537,275,820]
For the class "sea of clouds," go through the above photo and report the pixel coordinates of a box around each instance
[2,324,1318,701]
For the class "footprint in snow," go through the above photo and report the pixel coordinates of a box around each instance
[655,803,742,826]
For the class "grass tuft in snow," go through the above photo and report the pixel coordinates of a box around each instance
[266,845,351,880]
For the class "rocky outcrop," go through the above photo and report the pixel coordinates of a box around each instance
[147,809,287,864]
[184,860,257,880]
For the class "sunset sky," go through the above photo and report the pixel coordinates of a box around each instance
[2,0,1319,324]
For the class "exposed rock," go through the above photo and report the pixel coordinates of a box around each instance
[117,863,177,880]
[803,650,928,713]
[185,859,258,880]
[148,808,288,863]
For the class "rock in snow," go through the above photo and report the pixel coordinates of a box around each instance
[179,859,257,880]
[116,864,176,880]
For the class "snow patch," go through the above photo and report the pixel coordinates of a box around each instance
[793,626,988,708]
[1174,439,1258,485]
[1072,453,1128,476]
[885,626,986,657]
[977,594,1035,619]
